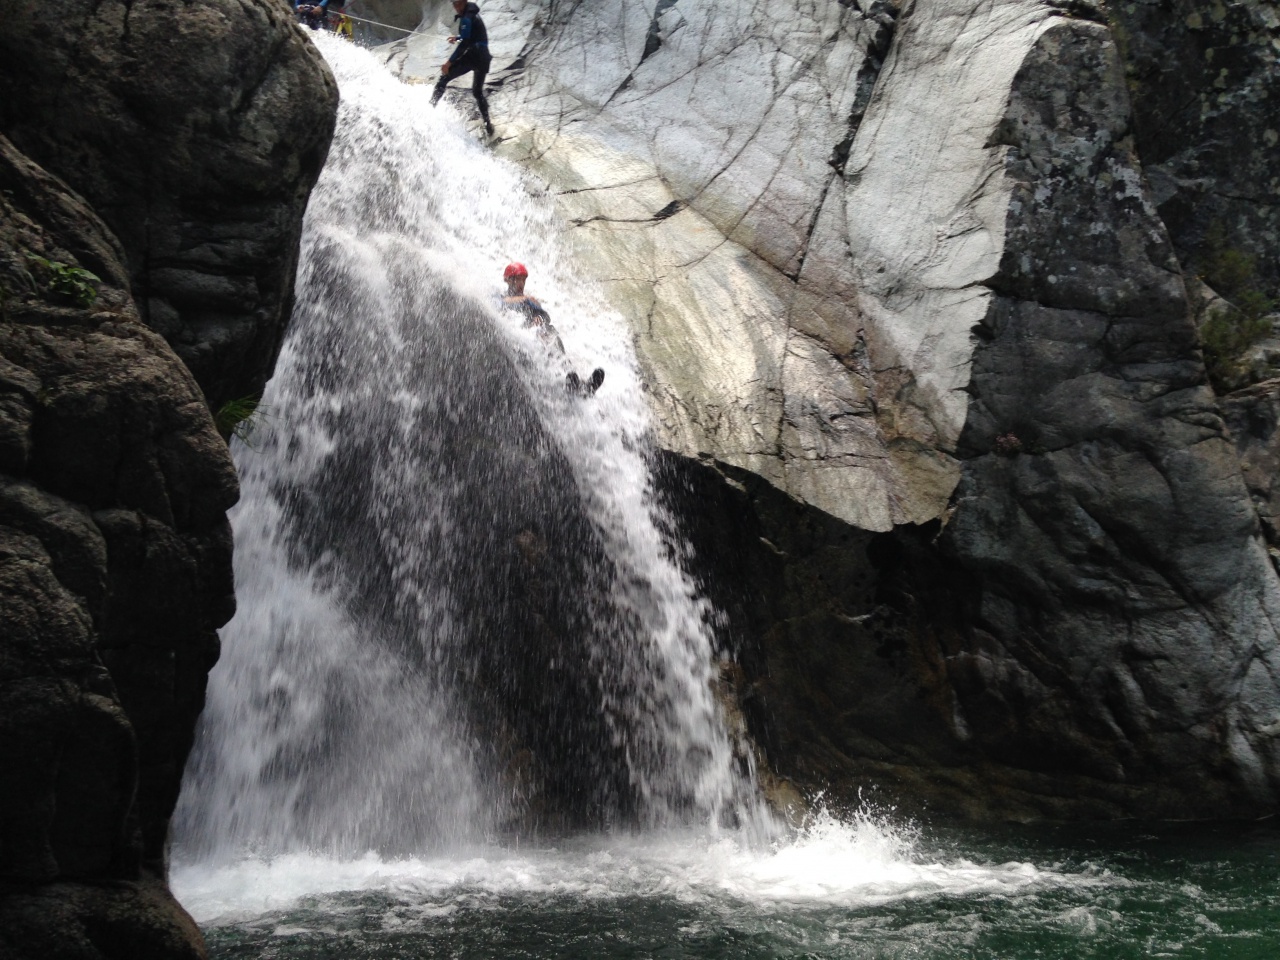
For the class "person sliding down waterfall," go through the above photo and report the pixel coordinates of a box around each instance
[501,262,605,397]
[430,0,494,137]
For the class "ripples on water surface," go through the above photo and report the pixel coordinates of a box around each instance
[173,815,1280,959]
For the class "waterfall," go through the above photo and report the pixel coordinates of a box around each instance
[174,35,768,860]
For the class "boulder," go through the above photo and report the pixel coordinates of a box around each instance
[0,0,337,410]
[0,130,228,956]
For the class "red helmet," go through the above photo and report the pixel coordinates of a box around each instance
[503,262,529,281]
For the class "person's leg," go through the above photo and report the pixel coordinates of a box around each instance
[471,55,493,131]
[431,59,471,106]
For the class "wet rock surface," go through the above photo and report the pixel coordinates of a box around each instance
[0,878,206,960]
[389,0,911,530]
[388,0,1280,818]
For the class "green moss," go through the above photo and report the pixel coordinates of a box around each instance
[1196,224,1276,393]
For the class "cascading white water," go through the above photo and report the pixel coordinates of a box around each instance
[167,40,1108,950]
[174,34,769,860]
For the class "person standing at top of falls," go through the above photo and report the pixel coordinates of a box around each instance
[501,262,605,397]
[430,0,494,137]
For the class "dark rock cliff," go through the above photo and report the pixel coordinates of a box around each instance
[0,2,335,957]
[0,0,336,411]
[1107,0,1280,297]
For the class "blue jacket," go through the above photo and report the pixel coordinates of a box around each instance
[449,3,489,62]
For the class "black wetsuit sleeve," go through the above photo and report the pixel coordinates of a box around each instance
[450,15,475,61]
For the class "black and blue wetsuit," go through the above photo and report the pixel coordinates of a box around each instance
[502,295,564,352]
[430,2,493,130]
[296,0,344,30]
[500,294,604,396]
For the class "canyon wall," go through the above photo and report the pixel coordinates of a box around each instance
[0,2,335,957]
[2,9,1278,960]
[396,0,1280,819]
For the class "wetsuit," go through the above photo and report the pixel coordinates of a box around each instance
[503,295,565,353]
[296,0,343,30]
[430,3,492,130]
[501,294,604,396]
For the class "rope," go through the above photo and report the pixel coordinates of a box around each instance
[337,12,434,37]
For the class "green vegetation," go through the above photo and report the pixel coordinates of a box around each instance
[1197,225,1276,393]
[215,395,265,445]
[25,254,101,308]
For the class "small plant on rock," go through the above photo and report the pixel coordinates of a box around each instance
[25,253,101,308]
[1197,225,1277,392]
[215,395,265,445]
[1192,224,1274,391]
[993,432,1023,457]
[1201,302,1273,390]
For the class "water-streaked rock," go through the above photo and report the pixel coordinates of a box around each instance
[396,0,1280,818]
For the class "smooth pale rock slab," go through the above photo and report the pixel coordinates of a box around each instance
[392,0,906,528]
[841,0,1060,456]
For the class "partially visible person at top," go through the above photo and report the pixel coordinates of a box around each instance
[430,0,494,137]
[295,0,345,31]
[501,262,605,397]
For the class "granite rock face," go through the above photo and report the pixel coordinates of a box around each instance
[0,0,337,410]
[0,3,334,957]
[1107,0,1280,296]
[1222,378,1280,553]
[396,0,1280,818]
[937,14,1280,817]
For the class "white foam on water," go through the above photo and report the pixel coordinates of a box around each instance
[173,811,1093,927]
